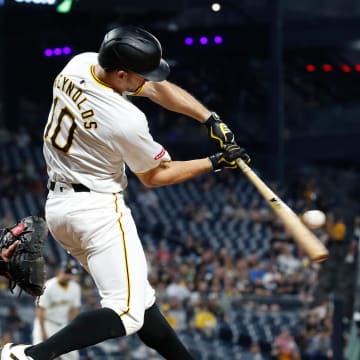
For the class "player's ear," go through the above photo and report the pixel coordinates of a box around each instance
[116,70,128,81]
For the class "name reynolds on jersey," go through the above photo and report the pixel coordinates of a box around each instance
[53,73,97,128]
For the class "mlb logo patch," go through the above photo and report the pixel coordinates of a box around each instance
[154,148,165,160]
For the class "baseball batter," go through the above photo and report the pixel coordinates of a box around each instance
[1,25,249,360]
[32,261,81,360]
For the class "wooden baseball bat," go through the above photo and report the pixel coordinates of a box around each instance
[236,158,329,263]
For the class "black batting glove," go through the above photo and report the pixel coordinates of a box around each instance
[209,143,251,171]
[204,112,235,148]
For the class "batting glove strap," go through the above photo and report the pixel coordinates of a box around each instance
[204,112,235,148]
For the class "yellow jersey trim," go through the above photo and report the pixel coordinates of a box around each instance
[132,83,145,96]
[113,193,131,317]
[90,65,113,89]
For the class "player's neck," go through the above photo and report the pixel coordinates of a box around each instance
[93,64,123,94]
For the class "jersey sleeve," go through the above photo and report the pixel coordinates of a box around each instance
[118,112,171,174]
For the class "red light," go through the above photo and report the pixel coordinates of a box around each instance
[355,64,360,72]
[341,64,352,73]
[322,64,333,72]
[306,64,316,72]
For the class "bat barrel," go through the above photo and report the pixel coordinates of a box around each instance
[236,158,329,263]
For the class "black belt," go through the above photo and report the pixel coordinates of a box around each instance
[49,181,90,192]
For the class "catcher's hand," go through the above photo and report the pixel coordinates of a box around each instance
[1,240,20,262]
[0,216,48,297]
[204,112,235,148]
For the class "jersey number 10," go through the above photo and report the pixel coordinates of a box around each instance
[44,97,97,154]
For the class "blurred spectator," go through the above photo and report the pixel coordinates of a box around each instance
[179,234,202,264]
[165,273,191,302]
[4,305,26,343]
[5,305,25,332]
[215,310,234,344]
[262,263,282,293]
[161,303,178,329]
[242,341,265,360]
[116,337,132,359]
[0,211,15,228]
[328,214,347,242]
[15,126,31,149]
[193,204,213,224]
[248,199,272,223]
[277,244,302,276]
[131,343,159,360]
[136,185,159,208]
[192,300,217,338]
[302,314,333,360]
[0,331,13,349]
[353,215,360,243]
[272,327,301,360]
[156,240,172,267]
[221,193,249,221]
[162,296,187,330]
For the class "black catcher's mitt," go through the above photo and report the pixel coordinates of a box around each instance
[0,216,48,296]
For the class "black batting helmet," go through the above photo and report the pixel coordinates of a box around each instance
[98,25,170,82]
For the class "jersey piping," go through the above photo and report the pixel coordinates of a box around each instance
[114,193,131,317]
[90,65,113,89]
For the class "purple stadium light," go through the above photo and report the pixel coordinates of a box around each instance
[199,36,208,45]
[214,35,223,44]
[44,48,53,57]
[53,48,62,56]
[184,37,194,46]
[62,46,72,55]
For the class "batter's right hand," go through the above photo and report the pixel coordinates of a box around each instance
[204,112,235,148]
[209,143,251,171]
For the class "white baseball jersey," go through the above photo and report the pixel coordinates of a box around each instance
[33,277,81,360]
[43,52,171,193]
[43,52,170,335]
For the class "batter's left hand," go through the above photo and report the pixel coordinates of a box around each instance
[204,112,235,148]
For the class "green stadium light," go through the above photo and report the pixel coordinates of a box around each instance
[56,0,75,13]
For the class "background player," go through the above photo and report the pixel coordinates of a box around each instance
[1,25,249,359]
[32,260,81,360]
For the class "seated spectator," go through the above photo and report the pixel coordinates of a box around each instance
[193,300,217,338]
[216,310,233,344]
[272,327,301,360]
[242,341,265,360]
[163,296,188,331]
[327,213,347,242]
[4,305,26,343]
[5,305,25,332]
[136,185,159,208]
[165,273,191,302]
[262,264,283,293]
[277,244,301,276]
[221,193,249,220]
[0,331,13,349]
[156,240,172,267]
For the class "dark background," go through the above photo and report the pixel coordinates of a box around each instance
[1,0,360,181]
